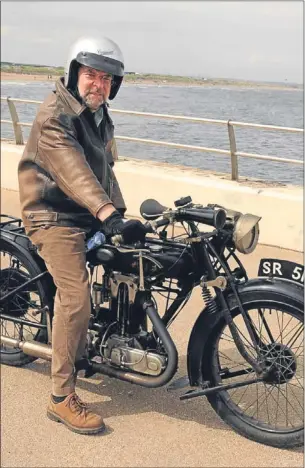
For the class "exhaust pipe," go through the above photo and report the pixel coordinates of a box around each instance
[1,301,178,388]
[1,336,52,361]
[90,301,178,388]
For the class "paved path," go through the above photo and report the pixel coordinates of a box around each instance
[1,192,303,467]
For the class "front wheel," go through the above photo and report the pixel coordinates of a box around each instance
[203,289,304,448]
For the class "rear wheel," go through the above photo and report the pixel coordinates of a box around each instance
[203,292,304,448]
[0,239,49,366]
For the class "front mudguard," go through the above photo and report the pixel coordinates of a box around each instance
[187,277,304,386]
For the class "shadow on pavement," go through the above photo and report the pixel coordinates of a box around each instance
[22,355,228,432]
[5,355,304,452]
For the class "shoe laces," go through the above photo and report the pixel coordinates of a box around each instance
[66,393,88,416]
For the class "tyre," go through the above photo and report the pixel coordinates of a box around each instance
[203,289,304,448]
[0,238,50,366]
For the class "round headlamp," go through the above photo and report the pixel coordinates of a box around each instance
[233,214,261,254]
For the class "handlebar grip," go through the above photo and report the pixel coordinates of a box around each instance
[178,208,226,229]
[152,218,170,229]
[111,220,157,246]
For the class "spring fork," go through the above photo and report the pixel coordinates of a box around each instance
[201,285,218,314]
[202,242,264,375]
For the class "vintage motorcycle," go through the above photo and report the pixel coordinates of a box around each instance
[0,196,303,448]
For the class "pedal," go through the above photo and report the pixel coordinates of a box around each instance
[167,375,190,391]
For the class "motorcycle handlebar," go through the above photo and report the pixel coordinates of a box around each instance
[147,218,170,231]
[110,219,162,245]
[177,207,226,229]
[110,207,226,245]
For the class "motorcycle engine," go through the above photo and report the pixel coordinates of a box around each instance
[102,334,166,376]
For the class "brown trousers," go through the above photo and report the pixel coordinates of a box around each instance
[30,226,91,396]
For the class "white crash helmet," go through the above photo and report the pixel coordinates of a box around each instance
[65,36,124,100]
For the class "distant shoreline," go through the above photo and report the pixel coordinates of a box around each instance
[1,71,302,91]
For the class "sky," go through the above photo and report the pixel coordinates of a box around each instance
[1,1,303,83]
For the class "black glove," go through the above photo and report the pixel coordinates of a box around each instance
[102,211,147,244]
[117,207,127,217]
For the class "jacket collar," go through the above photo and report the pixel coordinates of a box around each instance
[55,77,87,115]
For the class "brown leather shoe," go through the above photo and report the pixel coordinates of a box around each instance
[47,392,105,434]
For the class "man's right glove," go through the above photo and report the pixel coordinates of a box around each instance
[102,211,147,244]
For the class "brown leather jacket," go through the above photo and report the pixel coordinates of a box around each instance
[18,78,126,235]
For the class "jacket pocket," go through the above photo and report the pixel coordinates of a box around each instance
[24,211,58,222]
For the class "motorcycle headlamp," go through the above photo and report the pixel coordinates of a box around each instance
[233,214,261,254]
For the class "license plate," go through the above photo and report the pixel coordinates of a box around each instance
[258,258,304,285]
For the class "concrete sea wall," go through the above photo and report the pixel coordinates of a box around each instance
[1,142,303,252]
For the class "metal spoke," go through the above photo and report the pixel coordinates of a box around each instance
[286,381,304,390]
[292,341,304,359]
[262,383,296,428]
[247,383,275,419]
[280,319,301,344]
[24,311,41,324]
[234,377,258,407]
[285,324,304,349]
[256,380,259,420]
[218,351,254,373]
[275,383,280,429]
[257,308,264,343]
[286,384,289,426]
[0,250,43,353]
[23,326,36,337]
[1,320,10,337]
[217,302,304,432]
[250,308,269,345]
[276,309,283,343]
[228,372,254,399]
[219,338,235,346]
[286,383,304,411]
[293,374,305,390]
[264,383,271,425]
[258,309,274,343]
[276,384,302,422]
[271,315,294,344]
[274,362,304,410]
[234,382,263,413]
[14,322,20,338]
[290,339,304,352]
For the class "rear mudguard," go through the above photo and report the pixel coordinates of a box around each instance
[187,277,304,386]
[0,227,55,311]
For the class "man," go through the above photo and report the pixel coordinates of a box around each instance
[18,36,147,435]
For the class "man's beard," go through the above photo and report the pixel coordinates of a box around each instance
[82,91,105,111]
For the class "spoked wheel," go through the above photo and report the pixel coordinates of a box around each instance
[203,293,304,448]
[0,239,49,366]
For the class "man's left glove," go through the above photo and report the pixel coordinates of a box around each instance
[102,211,147,244]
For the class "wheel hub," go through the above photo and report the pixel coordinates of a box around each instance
[261,343,297,384]
[0,268,31,318]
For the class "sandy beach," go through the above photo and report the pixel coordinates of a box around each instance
[0,71,205,86]
[1,71,302,91]
[1,72,57,82]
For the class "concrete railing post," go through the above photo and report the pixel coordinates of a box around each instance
[227,120,238,181]
[7,97,24,145]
